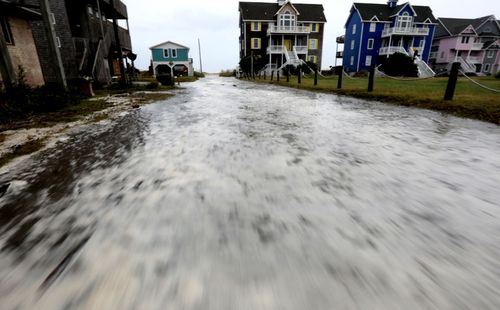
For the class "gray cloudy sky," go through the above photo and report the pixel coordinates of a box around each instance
[126,0,499,72]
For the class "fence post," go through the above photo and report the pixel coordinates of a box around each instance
[298,68,302,84]
[337,66,343,89]
[286,70,290,83]
[264,71,266,80]
[368,64,375,92]
[277,70,280,82]
[271,70,274,81]
[444,62,461,101]
[314,69,318,86]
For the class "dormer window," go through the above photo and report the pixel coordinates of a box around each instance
[280,10,296,28]
[396,12,412,29]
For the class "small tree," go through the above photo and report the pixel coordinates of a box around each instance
[380,52,418,77]
[239,54,266,75]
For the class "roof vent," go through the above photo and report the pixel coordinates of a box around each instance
[387,0,398,8]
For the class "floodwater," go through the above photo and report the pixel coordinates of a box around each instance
[1,76,500,309]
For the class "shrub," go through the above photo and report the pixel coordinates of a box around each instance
[495,71,500,79]
[156,74,174,86]
[194,71,205,78]
[145,81,159,89]
[380,52,418,77]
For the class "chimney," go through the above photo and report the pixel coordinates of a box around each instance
[278,0,286,6]
[387,0,398,8]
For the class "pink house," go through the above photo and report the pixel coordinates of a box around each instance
[430,15,500,75]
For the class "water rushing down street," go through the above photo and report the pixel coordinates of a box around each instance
[1,76,500,309]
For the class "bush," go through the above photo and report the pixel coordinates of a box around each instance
[156,74,174,86]
[145,81,159,89]
[380,52,418,77]
[219,70,236,77]
[194,71,205,78]
[496,71,500,79]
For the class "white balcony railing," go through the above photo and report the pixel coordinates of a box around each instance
[379,46,409,56]
[467,56,481,63]
[268,25,311,34]
[293,46,308,54]
[382,27,429,37]
[267,45,285,54]
[471,43,483,50]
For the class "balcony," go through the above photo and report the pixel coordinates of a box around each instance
[293,46,308,54]
[106,23,132,50]
[471,43,483,50]
[382,27,429,37]
[379,46,409,56]
[268,25,310,35]
[268,45,285,54]
[467,56,481,63]
[100,0,128,19]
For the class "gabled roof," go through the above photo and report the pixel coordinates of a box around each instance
[352,2,437,23]
[435,15,500,38]
[150,41,189,50]
[239,2,326,22]
[275,1,300,16]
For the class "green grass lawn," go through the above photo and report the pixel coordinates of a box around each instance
[251,75,500,124]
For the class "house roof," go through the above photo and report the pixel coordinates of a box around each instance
[435,15,500,38]
[0,0,42,20]
[352,2,437,23]
[239,2,326,22]
[150,41,190,50]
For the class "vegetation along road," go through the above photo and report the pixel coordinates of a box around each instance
[1,76,500,309]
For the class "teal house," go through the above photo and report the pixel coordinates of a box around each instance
[150,41,194,77]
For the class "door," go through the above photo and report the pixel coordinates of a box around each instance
[284,40,292,51]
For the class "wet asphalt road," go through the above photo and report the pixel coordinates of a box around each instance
[1,76,500,309]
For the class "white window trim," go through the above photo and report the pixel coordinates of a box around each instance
[164,49,169,58]
[352,24,357,35]
[251,22,260,31]
[484,64,490,72]
[367,39,374,50]
[369,23,376,32]
[487,50,494,58]
[365,55,372,66]
[172,49,177,58]
[350,56,354,66]
[309,39,318,50]
[88,5,93,16]
[350,40,355,50]
[50,13,56,25]
[56,36,61,48]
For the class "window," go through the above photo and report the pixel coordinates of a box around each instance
[370,23,376,32]
[365,55,372,66]
[308,55,317,63]
[350,56,354,66]
[367,39,374,50]
[0,16,14,45]
[396,12,412,29]
[164,49,169,58]
[251,22,261,32]
[484,64,491,72]
[487,50,494,58]
[56,36,61,48]
[280,11,296,28]
[50,13,56,25]
[102,13,106,21]
[350,40,355,50]
[309,39,318,50]
[88,5,93,16]
[440,51,444,58]
[172,49,177,58]
[311,23,319,32]
[461,36,470,44]
[419,39,425,48]
[352,24,357,34]
[251,38,261,49]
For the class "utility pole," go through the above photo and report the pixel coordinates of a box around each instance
[250,51,254,77]
[198,38,203,73]
[111,0,126,85]
[40,0,67,88]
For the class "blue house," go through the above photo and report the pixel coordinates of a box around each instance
[150,41,194,77]
[343,0,437,76]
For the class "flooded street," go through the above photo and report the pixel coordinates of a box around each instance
[1,76,500,309]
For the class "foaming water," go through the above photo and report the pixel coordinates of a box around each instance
[1,76,500,309]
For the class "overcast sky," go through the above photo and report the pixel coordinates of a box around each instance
[126,0,499,72]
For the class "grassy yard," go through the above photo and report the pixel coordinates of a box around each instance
[251,74,500,124]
